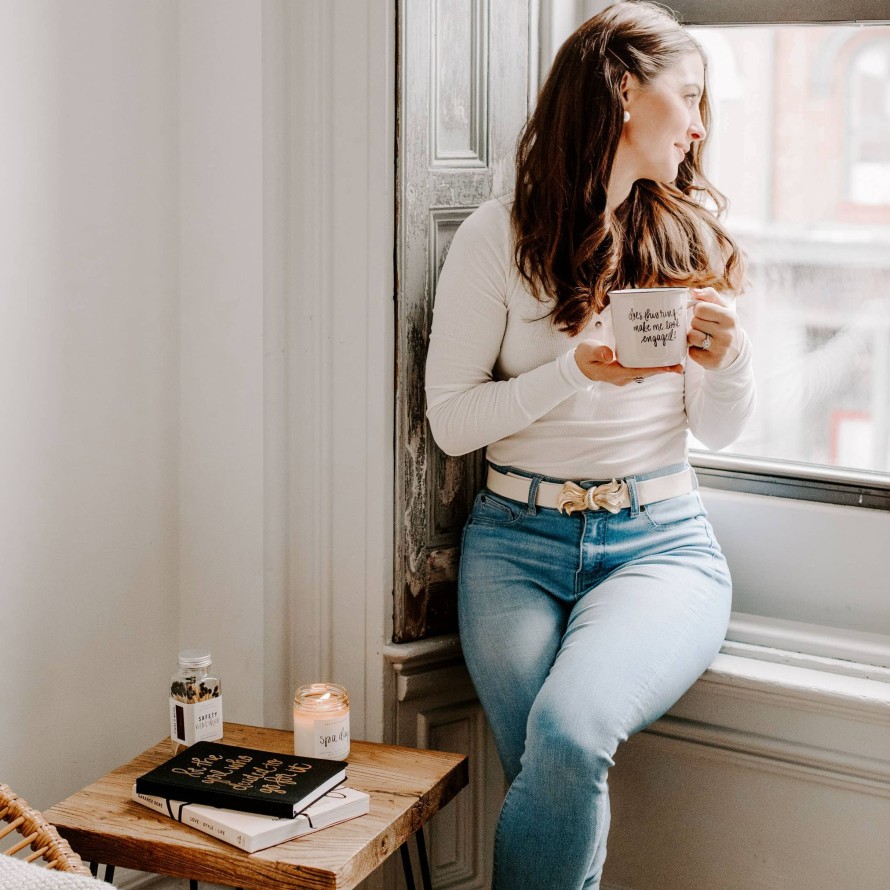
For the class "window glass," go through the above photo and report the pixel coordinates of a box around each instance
[848,41,890,205]
[689,25,890,475]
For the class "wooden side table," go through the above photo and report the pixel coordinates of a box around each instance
[45,723,468,890]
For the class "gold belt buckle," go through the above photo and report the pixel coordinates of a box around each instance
[556,479,628,515]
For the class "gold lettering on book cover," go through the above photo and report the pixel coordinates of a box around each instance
[172,752,315,794]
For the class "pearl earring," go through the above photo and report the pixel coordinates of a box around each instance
[623,110,631,123]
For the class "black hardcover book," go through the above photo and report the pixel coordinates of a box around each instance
[135,741,347,819]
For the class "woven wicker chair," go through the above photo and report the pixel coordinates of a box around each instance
[0,783,92,875]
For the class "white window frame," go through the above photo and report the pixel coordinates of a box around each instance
[668,0,890,26]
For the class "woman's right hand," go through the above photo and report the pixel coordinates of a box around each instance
[574,340,683,386]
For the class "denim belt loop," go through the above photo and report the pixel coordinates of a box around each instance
[526,475,541,516]
[626,476,641,517]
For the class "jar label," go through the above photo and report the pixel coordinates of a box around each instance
[313,715,350,759]
[294,713,350,759]
[169,696,224,746]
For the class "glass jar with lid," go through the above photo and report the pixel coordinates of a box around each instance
[293,683,350,760]
[169,648,223,754]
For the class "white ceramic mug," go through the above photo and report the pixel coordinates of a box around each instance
[608,287,691,368]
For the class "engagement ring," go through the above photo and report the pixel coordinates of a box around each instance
[701,334,712,350]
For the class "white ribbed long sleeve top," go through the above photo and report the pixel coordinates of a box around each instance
[425,198,756,480]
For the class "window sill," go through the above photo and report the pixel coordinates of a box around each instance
[385,628,890,778]
[704,647,890,721]
[386,621,890,711]
[725,611,890,675]
[662,642,890,783]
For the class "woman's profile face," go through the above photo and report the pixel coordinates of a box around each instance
[616,50,706,186]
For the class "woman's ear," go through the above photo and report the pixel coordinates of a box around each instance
[619,70,635,109]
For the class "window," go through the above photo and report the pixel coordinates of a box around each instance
[667,2,890,657]
[542,2,890,505]
[676,13,890,507]
[538,2,890,654]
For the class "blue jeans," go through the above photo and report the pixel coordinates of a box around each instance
[458,462,731,890]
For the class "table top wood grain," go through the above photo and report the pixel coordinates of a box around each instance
[44,723,468,890]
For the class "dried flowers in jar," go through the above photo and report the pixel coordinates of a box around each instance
[169,649,223,754]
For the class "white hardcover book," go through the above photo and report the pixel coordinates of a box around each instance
[131,783,370,853]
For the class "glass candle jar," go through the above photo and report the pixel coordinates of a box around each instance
[169,649,223,755]
[293,683,350,760]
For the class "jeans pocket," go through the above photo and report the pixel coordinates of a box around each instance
[641,492,704,530]
[469,490,528,527]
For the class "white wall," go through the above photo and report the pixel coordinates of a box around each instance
[283,0,394,746]
[178,1,267,730]
[175,0,396,740]
[0,0,180,809]
[0,0,394,815]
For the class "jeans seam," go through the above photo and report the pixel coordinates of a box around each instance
[630,620,701,733]
[574,512,589,598]
[697,515,724,585]
[492,782,518,885]
[630,531,729,724]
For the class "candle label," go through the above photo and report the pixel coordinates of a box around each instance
[295,714,350,759]
[170,696,224,746]
[315,715,350,758]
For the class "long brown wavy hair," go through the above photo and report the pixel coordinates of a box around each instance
[513,0,745,335]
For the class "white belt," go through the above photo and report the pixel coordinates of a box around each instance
[485,466,695,515]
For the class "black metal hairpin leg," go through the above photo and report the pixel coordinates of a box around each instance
[400,828,432,890]
[87,863,115,883]
[416,827,432,890]
[103,865,115,883]
[400,843,416,890]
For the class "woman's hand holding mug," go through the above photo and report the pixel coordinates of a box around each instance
[687,287,741,370]
[573,341,683,386]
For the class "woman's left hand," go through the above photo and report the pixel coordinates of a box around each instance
[687,287,741,371]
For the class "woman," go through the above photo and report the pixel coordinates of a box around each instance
[425,2,755,888]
